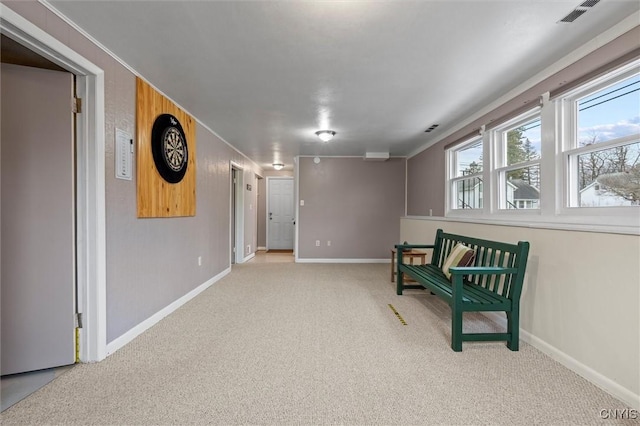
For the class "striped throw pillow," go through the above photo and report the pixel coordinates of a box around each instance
[441,243,475,280]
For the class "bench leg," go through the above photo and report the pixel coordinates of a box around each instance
[451,309,463,352]
[506,309,520,351]
[396,267,404,295]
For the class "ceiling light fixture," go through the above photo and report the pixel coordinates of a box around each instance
[315,130,336,142]
[272,163,284,170]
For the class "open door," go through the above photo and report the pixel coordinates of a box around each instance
[1,63,77,375]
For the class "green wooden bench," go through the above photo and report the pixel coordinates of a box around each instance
[396,229,530,352]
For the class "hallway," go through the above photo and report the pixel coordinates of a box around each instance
[248,250,294,264]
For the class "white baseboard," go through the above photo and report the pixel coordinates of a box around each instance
[105,267,231,356]
[240,252,255,263]
[295,258,390,264]
[480,312,639,410]
[257,246,267,251]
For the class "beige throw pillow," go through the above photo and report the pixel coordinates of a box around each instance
[441,243,475,280]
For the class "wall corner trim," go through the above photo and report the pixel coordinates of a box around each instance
[105,267,231,357]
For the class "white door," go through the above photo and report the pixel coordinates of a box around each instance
[1,64,76,375]
[268,178,294,250]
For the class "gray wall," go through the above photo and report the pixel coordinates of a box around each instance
[407,146,445,216]
[406,26,640,215]
[5,1,262,343]
[298,157,406,259]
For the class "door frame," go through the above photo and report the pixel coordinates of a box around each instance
[230,162,245,264]
[255,174,263,251]
[1,4,107,362]
[265,176,294,251]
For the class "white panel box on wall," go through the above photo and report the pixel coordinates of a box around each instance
[363,152,389,161]
[116,128,133,180]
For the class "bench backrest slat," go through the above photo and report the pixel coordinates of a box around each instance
[502,252,516,297]
[432,229,529,302]
[491,250,508,296]
[431,228,446,267]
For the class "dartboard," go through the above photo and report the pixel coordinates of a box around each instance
[151,114,188,183]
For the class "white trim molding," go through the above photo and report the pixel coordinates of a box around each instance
[405,215,639,236]
[230,162,245,265]
[408,10,640,160]
[481,312,639,410]
[294,157,300,262]
[40,1,264,176]
[105,268,231,356]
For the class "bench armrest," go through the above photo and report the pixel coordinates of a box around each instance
[449,266,518,275]
[395,244,435,250]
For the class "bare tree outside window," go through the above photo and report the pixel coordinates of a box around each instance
[576,74,640,206]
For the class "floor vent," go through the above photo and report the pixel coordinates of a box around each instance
[388,304,407,325]
[559,0,600,23]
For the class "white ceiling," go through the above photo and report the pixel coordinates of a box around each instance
[47,0,639,171]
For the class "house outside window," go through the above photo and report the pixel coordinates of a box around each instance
[560,61,640,208]
[494,114,541,210]
[449,138,483,210]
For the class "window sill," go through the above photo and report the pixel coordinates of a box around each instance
[406,214,640,236]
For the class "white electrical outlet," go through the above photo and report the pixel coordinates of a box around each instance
[315,240,320,247]
[198,256,202,266]
[327,240,331,246]
[247,245,251,253]
[300,200,305,206]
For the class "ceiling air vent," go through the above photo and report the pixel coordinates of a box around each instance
[560,9,587,23]
[559,0,600,23]
[579,0,600,7]
[424,124,439,133]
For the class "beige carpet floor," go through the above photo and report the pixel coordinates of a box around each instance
[1,263,636,425]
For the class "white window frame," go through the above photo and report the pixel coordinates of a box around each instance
[491,109,542,213]
[444,59,639,233]
[556,59,640,221]
[446,135,486,214]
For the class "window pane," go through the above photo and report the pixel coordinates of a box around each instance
[506,118,541,166]
[577,142,640,207]
[454,177,483,209]
[455,139,483,177]
[577,74,640,146]
[505,165,540,209]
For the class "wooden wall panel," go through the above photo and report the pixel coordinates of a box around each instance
[136,78,196,217]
